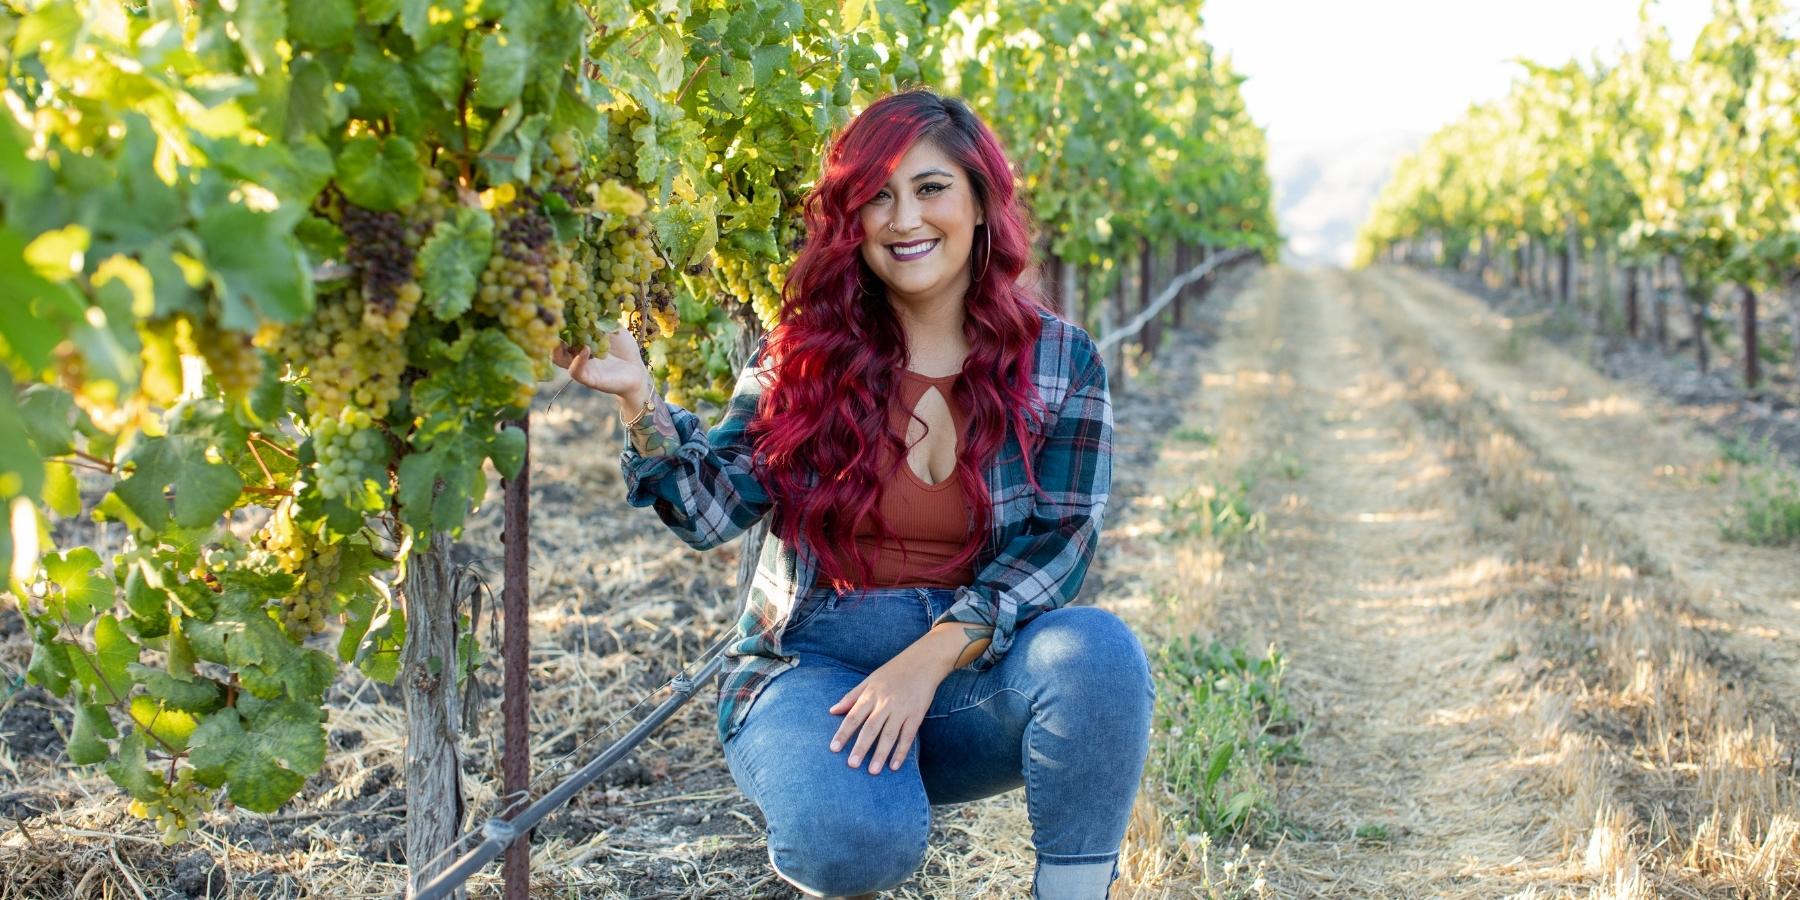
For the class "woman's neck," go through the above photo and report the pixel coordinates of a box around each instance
[887,295,969,375]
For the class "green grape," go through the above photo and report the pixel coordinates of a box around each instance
[188,318,264,399]
[267,289,406,420]
[261,500,349,637]
[476,193,566,387]
[127,769,209,845]
[342,202,422,339]
[311,406,387,506]
[717,253,784,331]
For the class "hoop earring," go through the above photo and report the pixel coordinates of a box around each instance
[976,224,991,283]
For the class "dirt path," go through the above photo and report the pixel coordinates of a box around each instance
[1369,266,1800,724]
[1124,265,1799,897]
[1163,267,1581,894]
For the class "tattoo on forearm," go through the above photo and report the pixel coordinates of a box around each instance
[627,394,678,457]
[954,625,994,668]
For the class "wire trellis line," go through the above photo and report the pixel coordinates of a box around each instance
[407,631,734,900]
[1093,247,1254,355]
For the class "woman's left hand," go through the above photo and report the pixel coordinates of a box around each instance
[827,650,946,775]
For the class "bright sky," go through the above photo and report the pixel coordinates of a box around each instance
[1202,0,1714,148]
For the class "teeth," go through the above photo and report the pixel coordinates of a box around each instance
[893,240,938,259]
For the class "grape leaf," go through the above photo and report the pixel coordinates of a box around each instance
[409,44,464,104]
[418,207,494,319]
[130,695,201,752]
[19,389,75,462]
[488,424,526,480]
[410,329,535,447]
[335,135,424,213]
[196,203,313,328]
[0,227,84,371]
[68,703,117,765]
[104,731,163,802]
[188,702,326,813]
[597,180,648,218]
[185,602,334,703]
[362,0,401,24]
[111,435,245,530]
[230,0,287,77]
[130,664,227,714]
[353,603,405,683]
[475,31,530,109]
[398,0,432,43]
[653,196,720,271]
[26,637,73,695]
[124,559,174,639]
[43,548,108,626]
[70,614,137,703]
[288,0,356,48]
[397,433,487,536]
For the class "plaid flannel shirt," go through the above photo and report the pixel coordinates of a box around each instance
[619,308,1113,746]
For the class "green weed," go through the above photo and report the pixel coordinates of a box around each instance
[1721,435,1776,467]
[1265,450,1304,480]
[1717,437,1800,546]
[1150,637,1303,842]
[1163,480,1264,546]
[1723,466,1800,547]
[1173,425,1218,445]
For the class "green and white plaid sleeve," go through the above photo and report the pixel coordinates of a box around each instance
[620,339,774,551]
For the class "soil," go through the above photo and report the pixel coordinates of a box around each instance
[1172,265,1797,895]
[1432,268,1800,469]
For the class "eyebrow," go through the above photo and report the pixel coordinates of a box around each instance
[905,169,954,182]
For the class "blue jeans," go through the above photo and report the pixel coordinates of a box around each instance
[722,585,1156,899]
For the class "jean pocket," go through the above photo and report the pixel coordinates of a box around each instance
[780,591,833,639]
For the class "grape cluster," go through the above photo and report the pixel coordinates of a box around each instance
[562,239,608,353]
[268,289,406,419]
[718,253,785,331]
[563,118,667,354]
[341,202,422,339]
[535,131,585,203]
[599,108,646,182]
[646,265,680,339]
[476,196,567,384]
[261,500,344,637]
[127,770,208,845]
[312,407,386,504]
[190,538,247,580]
[191,319,265,399]
[656,331,736,408]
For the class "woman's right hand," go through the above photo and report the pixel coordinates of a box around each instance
[552,328,650,401]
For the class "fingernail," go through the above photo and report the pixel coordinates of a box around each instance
[830,740,841,752]
[849,756,860,766]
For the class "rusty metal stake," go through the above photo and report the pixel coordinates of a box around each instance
[501,415,530,900]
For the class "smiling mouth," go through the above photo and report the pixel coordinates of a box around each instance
[887,239,940,261]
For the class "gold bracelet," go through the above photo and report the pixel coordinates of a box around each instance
[621,390,656,428]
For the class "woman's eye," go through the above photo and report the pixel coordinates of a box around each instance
[920,183,944,195]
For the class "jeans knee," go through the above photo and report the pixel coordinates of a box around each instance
[769,811,928,897]
[1032,607,1154,703]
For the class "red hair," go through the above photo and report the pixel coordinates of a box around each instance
[748,88,1051,593]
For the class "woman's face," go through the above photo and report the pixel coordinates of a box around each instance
[858,139,985,307]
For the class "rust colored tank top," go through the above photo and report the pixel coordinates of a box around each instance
[848,368,979,587]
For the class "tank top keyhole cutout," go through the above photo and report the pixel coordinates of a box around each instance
[903,377,960,489]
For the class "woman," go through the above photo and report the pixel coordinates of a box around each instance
[555,89,1154,900]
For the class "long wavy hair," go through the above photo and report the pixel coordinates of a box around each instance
[747,88,1051,594]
